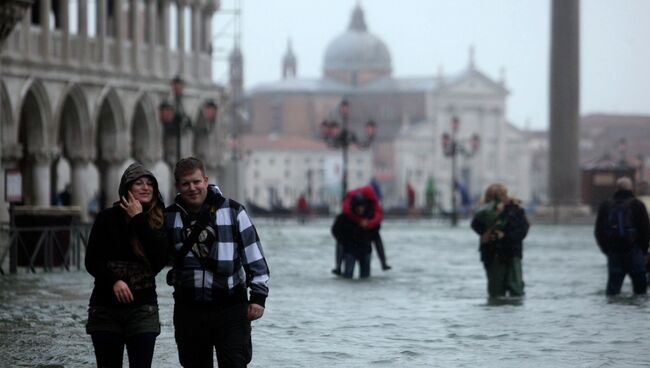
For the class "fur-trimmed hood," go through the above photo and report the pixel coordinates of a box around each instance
[117,162,164,207]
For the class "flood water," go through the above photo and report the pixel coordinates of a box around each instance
[1,219,649,367]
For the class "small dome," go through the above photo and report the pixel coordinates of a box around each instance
[323,5,391,77]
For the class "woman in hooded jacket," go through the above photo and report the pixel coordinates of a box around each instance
[471,183,529,298]
[85,162,168,367]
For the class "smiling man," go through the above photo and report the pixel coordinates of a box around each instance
[164,157,270,367]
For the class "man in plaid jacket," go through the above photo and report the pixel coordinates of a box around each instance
[165,157,270,367]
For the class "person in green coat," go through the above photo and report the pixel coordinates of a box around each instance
[471,183,529,298]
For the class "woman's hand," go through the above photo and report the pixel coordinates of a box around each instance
[120,191,143,218]
[480,231,492,245]
[113,280,134,303]
[496,202,505,213]
[493,230,505,240]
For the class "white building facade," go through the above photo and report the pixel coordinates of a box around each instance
[394,65,531,210]
[241,134,373,211]
[246,4,532,210]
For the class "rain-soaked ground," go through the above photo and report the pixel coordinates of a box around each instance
[1,218,649,367]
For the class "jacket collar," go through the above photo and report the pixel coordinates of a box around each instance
[171,184,224,215]
[613,189,635,201]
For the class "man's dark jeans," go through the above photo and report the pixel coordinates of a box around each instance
[174,303,252,367]
[606,246,647,295]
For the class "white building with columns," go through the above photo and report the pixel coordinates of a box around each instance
[240,134,374,211]
[0,0,229,222]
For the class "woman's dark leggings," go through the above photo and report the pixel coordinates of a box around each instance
[91,331,157,368]
[373,232,389,268]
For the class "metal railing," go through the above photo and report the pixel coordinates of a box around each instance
[0,223,92,274]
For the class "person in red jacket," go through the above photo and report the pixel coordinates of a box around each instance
[332,185,391,274]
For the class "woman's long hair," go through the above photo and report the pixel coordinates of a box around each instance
[130,187,164,261]
[481,183,508,205]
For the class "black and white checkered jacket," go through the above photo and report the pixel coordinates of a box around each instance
[165,185,270,306]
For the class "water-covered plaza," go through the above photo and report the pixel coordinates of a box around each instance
[1,219,649,367]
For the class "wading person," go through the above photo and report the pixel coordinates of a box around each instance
[471,183,529,298]
[332,185,390,275]
[85,162,168,367]
[594,177,650,295]
[165,157,270,367]
[332,192,374,278]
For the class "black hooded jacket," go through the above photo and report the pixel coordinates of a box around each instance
[471,199,529,261]
[331,213,373,256]
[594,189,650,254]
[85,163,168,307]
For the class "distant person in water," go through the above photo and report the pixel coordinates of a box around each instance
[331,192,375,278]
[471,183,529,298]
[296,193,309,223]
[332,185,390,275]
[594,177,650,295]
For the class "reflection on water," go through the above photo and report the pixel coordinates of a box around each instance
[1,219,649,367]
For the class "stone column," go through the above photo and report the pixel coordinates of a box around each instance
[99,159,125,207]
[21,6,30,58]
[61,0,70,62]
[161,0,170,76]
[70,157,90,221]
[0,144,24,223]
[114,0,124,69]
[176,0,186,75]
[549,0,580,207]
[145,0,156,75]
[31,151,53,206]
[40,0,51,61]
[191,2,201,79]
[97,0,107,64]
[201,4,216,77]
[129,0,139,73]
[201,12,210,53]
[78,0,88,66]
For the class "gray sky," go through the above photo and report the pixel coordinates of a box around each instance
[212,0,650,130]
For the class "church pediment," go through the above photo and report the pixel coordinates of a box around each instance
[441,70,508,97]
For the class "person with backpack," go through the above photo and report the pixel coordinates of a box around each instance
[165,157,270,367]
[595,177,650,296]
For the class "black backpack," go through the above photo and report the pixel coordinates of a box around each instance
[604,198,637,249]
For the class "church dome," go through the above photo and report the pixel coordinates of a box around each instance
[323,5,392,81]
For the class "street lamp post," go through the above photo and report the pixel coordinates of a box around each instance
[159,76,219,165]
[441,116,480,227]
[320,99,377,200]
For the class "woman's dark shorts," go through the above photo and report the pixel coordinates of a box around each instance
[86,305,160,337]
